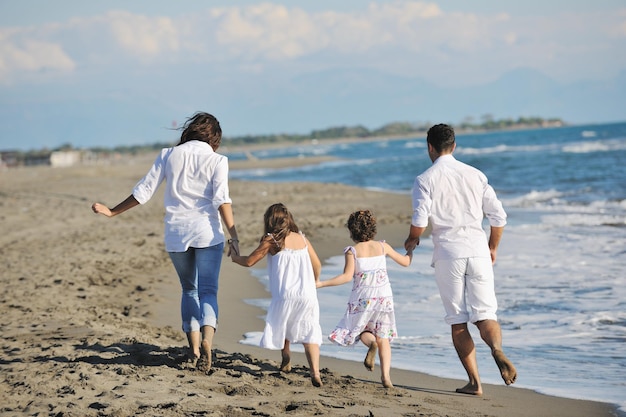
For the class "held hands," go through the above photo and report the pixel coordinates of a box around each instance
[227,239,240,258]
[404,236,420,252]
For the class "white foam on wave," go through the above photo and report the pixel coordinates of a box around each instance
[403,140,426,149]
[452,137,626,157]
[562,138,626,153]
[502,191,626,225]
[541,212,626,227]
[501,189,565,207]
[455,143,555,156]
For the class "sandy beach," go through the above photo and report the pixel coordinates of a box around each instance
[0,152,621,417]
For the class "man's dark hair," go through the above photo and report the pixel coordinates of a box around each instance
[427,124,456,153]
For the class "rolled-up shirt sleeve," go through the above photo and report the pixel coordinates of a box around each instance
[411,177,431,228]
[483,183,507,227]
[211,156,232,210]
[132,150,167,205]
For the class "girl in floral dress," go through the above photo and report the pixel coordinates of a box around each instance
[317,210,412,388]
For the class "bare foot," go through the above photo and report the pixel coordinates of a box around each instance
[197,341,212,372]
[197,352,211,372]
[493,349,517,385]
[455,382,482,396]
[311,374,323,387]
[187,353,200,368]
[364,342,377,372]
[280,352,291,372]
[381,378,394,389]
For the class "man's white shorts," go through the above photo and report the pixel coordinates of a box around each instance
[434,257,498,325]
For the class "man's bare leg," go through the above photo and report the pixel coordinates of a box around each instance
[476,319,517,385]
[452,323,482,396]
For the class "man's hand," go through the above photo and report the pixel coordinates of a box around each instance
[404,236,420,252]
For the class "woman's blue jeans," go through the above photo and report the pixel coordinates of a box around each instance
[168,243,224,333]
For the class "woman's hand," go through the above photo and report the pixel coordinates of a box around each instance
[91,203,112,217]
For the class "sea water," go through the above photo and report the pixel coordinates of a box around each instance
[227,122,626,411]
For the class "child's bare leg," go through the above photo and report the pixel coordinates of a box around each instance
[280,340,291,372]
[303,343,322,387]
[360,331,377,372]
[377,337,393,388]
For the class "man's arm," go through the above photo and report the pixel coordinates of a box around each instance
[404,225,426,252]
[488,226,504,265]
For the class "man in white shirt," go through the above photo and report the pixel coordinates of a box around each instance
[404,124,516,396]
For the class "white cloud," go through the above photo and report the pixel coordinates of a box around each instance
[0,1,624,85]
[209,4,327,60]
[0,30,75,82]
[106,11,179,57]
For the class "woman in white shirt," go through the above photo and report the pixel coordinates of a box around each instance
[92,112,239,372]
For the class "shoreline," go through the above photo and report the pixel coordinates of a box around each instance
[0,158,622,417]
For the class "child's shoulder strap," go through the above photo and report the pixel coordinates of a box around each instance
[298,231,307,247]
[343,246,357,258]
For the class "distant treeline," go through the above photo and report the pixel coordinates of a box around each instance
[222,116,563,148]
[8,116,564,158]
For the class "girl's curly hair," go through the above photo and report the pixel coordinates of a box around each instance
[346,209,377,242]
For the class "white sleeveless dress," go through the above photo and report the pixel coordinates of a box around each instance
[328,242,397,346]
[260,232,323,349]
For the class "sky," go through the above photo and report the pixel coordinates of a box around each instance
[1,1,625,151]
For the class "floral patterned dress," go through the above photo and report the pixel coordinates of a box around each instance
[328,242,397,346]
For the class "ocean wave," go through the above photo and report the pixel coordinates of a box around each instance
[403,140,426,149]
[455,143,555,155]
[562,138,626,153]
[501,189,565,207]
[502,190,626,219]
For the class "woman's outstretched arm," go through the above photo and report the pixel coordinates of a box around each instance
[92,195,140,217]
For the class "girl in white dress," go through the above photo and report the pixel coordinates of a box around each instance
[317,210,412,388]
[229,203,324,387]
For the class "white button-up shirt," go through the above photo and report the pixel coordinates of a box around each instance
[411,154,506,265]
[132,141,232,252]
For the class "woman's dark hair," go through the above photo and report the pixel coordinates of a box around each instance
[346,210,377,242]
[264,203,299,251]
[177,112,222,150]
[427,123,455,154]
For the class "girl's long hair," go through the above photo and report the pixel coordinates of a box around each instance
[263,203,299,251]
